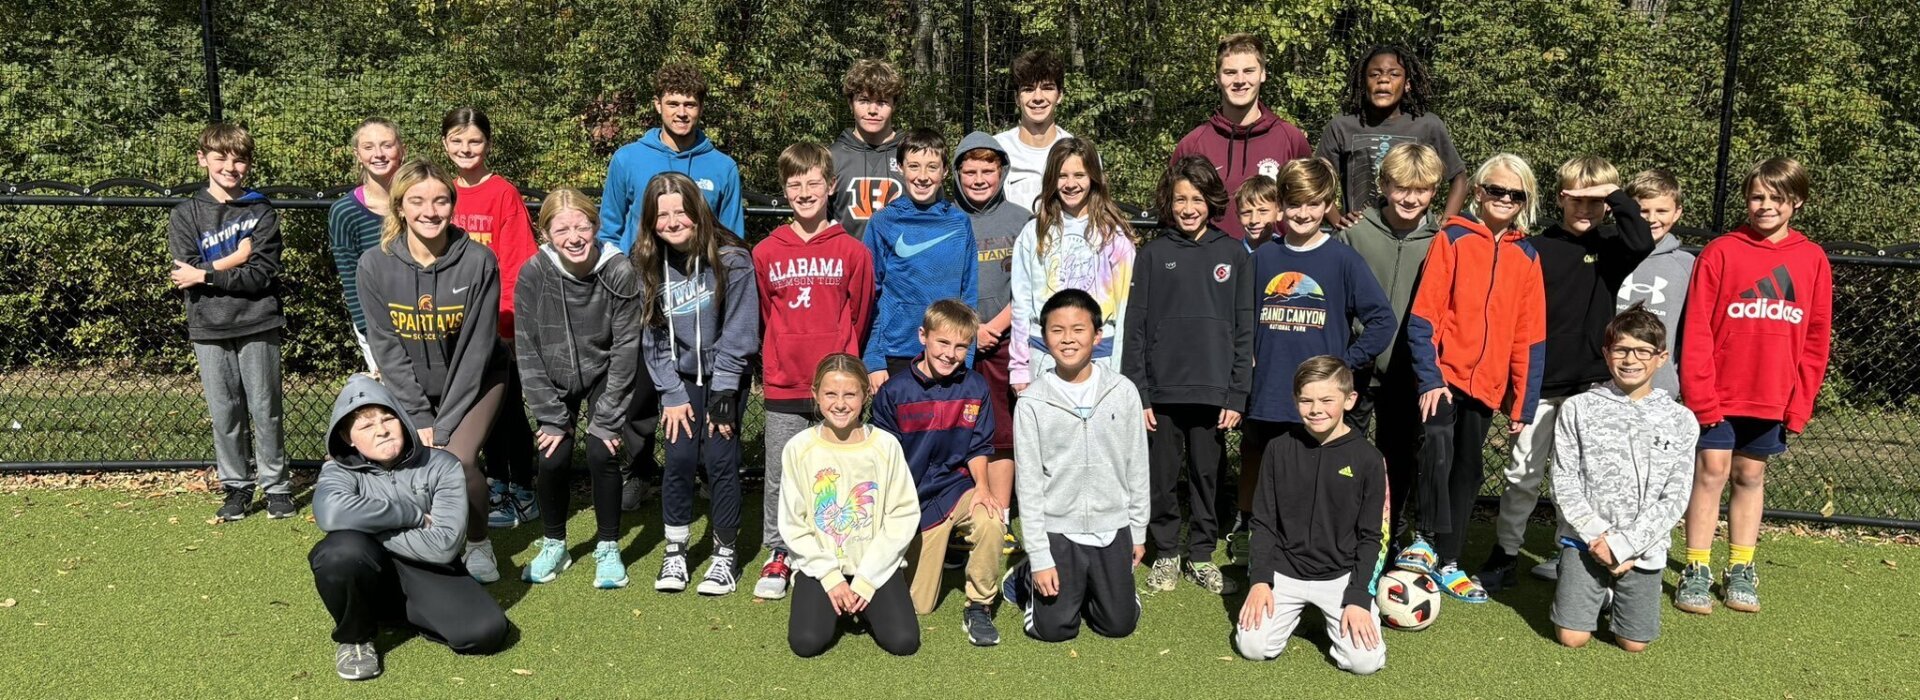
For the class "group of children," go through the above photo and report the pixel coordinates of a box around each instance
[162,36,1831,682]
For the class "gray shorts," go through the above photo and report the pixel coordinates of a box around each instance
[1550,546,1663,643]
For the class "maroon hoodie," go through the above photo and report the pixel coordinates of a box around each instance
[1170,103,1312,240]
[752,221,875,411]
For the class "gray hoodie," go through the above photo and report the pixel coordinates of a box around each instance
[1614,234,1695,397]
[515,243,643,440]
[644,246,760,406]
[1013,365,1151,571]
[829,128,907,240]
[312,374,469,564]
[1335,205,1439,383]
[356,227,502,446]
[1551,382,1699,570]
[952,131,1033,322]
[166,188,285,340]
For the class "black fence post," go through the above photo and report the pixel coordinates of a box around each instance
[1709,0,1744,234]
[199,0,223,123]
[962,0,977,134]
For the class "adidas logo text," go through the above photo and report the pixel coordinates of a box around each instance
[1726,298,1804,324]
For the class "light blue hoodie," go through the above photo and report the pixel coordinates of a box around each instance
[597,128,746,253]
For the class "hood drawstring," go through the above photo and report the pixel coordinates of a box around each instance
[662,252,707,387]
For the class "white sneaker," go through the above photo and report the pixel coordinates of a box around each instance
[698,547,738,596]
[464,540,501,584]
[1532,552,1561,581]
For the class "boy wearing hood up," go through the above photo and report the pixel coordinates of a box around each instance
[1169,33,1312,241]
[954,131,1031,531]
[599,62,747,252]
[167,123,291,522]
[310,375,509,681]
[831,59,910,240]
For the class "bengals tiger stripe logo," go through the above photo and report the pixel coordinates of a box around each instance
[844,177,902,221]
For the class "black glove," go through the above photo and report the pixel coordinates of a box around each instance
[708,390,738,426]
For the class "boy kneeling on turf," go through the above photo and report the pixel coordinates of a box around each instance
[310,375,509,681]
[1003,289,1150,642]
[1549,305,1697,652]
[1235,356,1386,675]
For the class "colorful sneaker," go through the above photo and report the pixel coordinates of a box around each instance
[592,540,628,589]
[1531,552,1561,581]
[1147,557,1179,592]
[1184,560,1236,595]
[963,602,1001,646]
[1001,560,1031,610]
[522,537,572,584]
[1432,563,1489,603]
[216,486,253,522]
[485,480,519,529]
[508,483,540,524]
[1674,562,1713,615]
[265,492,296,519]
[1723,563,1760,613]
[464,540,501,584]
[1395,536,1437,575]
[655,541,689,592]
[334,642,381,681]
[753,550,791,599]
[697,546,738,596]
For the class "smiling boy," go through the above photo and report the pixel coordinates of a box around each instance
[1170,33,1311,240]
[862,128,980,386]
[996,49,1072,213]
[599,62,746,252]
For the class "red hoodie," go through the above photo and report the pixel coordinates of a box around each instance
[1680,225,1832,432]
[1169,102,1311,240]
[454,175,538,338]
[753,222,875,409]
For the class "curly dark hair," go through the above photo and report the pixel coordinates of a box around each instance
[653,61,709,101]
[1342,45,1431,118]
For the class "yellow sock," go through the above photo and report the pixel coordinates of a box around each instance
[1729,544,1755,567]
[1686,548,1712,567]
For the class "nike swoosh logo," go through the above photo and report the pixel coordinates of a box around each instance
[893,232,956,258]
[452,286,470,294]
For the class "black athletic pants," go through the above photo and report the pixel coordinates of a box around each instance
[788,573,920,657]
[1023,530,1141,643]
[1354,376,1424,541]
[309,530,508,654]
[1417,387,1495,565]
[1147,403,1225,561]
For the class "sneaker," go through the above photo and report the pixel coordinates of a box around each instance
[1184,560,1235,595]
[522,537,572,584]
[963,602,1000,646]
[486,480,519,529]
[1723,563,1760,613]
[1674,562,1714,615]
[1432,563,1489,604]
[592,540,629,589]
[1477,552,1519,593]
[1226,529,1252,567]
[464,540,501,584]
[216,486,253,521]
[655,542,690,592]
[264,492,296,519]
[1146,557,1179,592]
[753,550,791,599]
[1531,552,1561,581]
[620,476,652,512]
[698,547,738,596]
[508,483,540,524]
[1395,536,1437,575]
[334,642,381,681]
[1000,560,1031,609]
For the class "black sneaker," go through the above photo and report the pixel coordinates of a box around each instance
[265,493,296,519]
[1477,551,1519,593]
[963,603,1000,646]
[216,486,254,521]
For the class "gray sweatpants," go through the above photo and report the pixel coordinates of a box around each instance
[761,410,812,553]
[192,329,287,494]
[1234,571,1386,675]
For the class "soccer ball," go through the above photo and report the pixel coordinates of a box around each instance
[1376,570,1442,631]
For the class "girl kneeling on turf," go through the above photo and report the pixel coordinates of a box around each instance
[514,188,645,588]
[779,354,922,657]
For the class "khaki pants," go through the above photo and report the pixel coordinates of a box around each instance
[904,488,1005,614]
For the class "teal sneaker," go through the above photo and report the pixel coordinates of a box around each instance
[593,540,629,589]
[1432,563,1489,603]
[1723,563,1760,613]
[522,537,572,584]
[1674,562,1713,615]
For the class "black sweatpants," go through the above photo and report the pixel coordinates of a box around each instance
[625,360,662,485]
[788,573,920,658]
[662,377,743,544]
[483,352,537,489]
[309,530,508,654]
[1356,376,1424,541]
[535,429,624,542]
[1023,530,1141,643]
[1417,388,1495,564]
[1147,403,1225,561]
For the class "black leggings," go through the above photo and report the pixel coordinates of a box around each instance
[483,363,537,489]
[788,573,919,657]
[309,530,509,654]
[1417,388,1495,564]
[536,431,623,542]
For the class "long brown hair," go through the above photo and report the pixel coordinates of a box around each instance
[379,159,457,254]
[633,172,746,328]
[1033,137,1134,258]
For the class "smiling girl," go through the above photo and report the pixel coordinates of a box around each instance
[330,118,405,370]
[1009,137,1136,391]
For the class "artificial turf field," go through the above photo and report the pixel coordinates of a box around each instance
[0,487,1913,700]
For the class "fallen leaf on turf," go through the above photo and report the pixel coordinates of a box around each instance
[631,609,642,618]
[33,622,47,626]
[511,669,533,676]
[451,677,465,683]
[269,600,289,607]
[183,545,198,551]
[1216,656,1234,661]
[289,670,309,679]
[167,516,179,525]
[204,517,220,525]
[1884,559,1898,570]
[0,598,15,608]
[1068,649,1079,658]
[1159,649,1170,655]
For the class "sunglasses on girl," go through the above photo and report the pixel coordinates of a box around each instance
[1479,184,1528,203]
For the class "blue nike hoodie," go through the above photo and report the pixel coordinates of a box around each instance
[862,195,979,371]
[597,128,746,253]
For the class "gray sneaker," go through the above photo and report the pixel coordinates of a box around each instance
[335,642,381,681]
[1530,552,1560,581]
[464,540,501,584]
[1147,557,1179,592]
[1723,563,1760,613]
[1674,562,1713,615]
[1184,560,1235,595]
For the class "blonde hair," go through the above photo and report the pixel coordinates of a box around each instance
[1377,143,1444,190]
[778,142,836,184]
[1557,154,1621,192]
[1625,168,1682,203]
[812,353,872,397]
[1743,157,1810,206]
[1277,158,1339,207]
[535,188,598,241]
[1293,355,1355,395]
[1470,153,1540,232]
[380,160,457,253]
[921,299,981,336]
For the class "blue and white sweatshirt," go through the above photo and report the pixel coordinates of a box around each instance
[1248,236,1395,423]
[872,360,996,531]
[643,246,760,406]
[862,196,979,371]
[598,128,746,252]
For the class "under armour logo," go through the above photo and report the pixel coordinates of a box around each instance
[1619,274,1669,306]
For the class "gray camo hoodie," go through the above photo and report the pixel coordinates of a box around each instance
[312,374,468,564]
[1551,381,1700,569]
[515,243,644,440]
